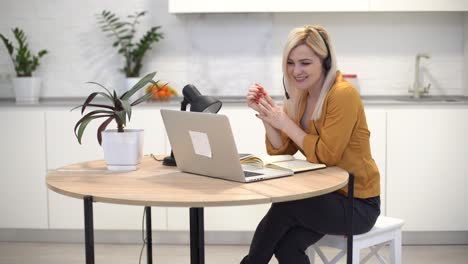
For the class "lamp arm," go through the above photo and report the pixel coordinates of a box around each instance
[181,99,189,111]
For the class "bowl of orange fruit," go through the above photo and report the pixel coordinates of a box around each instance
[146,82,178,101]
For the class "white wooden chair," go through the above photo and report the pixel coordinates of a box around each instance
[307,216,404,264]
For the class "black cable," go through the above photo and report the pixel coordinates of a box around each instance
[138,208,147,264]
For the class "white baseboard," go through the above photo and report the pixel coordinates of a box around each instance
[0,229,467,245]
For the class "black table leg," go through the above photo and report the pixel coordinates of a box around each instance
[190,207,205,264]
[84,196,94,264]
[145,206,153,264]
[347,173,355,264]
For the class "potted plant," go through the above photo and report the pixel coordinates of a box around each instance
[97,10,164,98]
[0,28,48,103]
[73,71,167,171]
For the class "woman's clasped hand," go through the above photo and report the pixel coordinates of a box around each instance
[246,83,288,131]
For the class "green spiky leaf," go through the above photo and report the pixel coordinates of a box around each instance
[96,9,163,77]
[130,90,154,106]
[0,27,48,77]
[120,99,132,121]
[114,110,127,128]
[75,114,113,144]
[121,71,155,100]
[97,116,115,145]
[85,82,114,100]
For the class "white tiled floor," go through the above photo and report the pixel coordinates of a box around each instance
[0,242,467,264]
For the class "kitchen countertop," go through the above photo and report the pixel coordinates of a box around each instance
[1,95,468,108]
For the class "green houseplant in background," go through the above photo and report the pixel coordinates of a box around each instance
[0,27,48,103]
[73,71,167,171]
[97,10,164,98]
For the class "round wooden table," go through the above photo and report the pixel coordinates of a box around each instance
[47,156,350,264]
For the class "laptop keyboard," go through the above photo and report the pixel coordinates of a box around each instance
[244,171,263,178]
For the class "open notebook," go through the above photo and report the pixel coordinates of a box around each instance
[240,154,326,173]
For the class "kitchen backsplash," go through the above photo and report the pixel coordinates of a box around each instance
[0,0,465,98]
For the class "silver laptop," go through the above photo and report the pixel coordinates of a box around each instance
[160,109,293,183]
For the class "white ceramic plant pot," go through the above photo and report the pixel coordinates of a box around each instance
[101,129,144,171]
[12,77,41,104]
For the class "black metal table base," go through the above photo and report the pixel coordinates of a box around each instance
[83,198,154,264]
[82,173,354,264]
[145,206,153,264]
[347,173,355,264]
[84,196,94,264]
[190,208,205,264]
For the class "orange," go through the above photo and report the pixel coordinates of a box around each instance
[146,82,178,100]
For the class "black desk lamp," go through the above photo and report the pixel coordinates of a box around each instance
[163,84,222,166]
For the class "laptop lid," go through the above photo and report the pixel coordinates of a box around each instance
[160,109,292,182]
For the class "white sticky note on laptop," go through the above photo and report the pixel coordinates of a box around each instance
[189,130,212,158]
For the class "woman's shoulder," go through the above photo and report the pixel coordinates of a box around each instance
[328,72,361,103]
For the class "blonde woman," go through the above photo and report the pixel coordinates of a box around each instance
[242,25,381,264]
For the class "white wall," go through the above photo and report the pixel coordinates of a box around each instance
[464,13,468,96]
[0,0,465,98]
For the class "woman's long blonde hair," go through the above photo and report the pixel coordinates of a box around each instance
[282,25,337,121]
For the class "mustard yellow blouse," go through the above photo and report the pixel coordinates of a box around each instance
[266,72,380,198]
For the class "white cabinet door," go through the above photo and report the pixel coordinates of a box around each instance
[0,109,48,228]
[386,108,468,231]
[167,205,269,231]
[45,107,168,230]
[371,0,468,11]
[46,109,104,170]
[167,106,271,231]
[220,107,268,155]
[169,0,369,13]
[364,108,387,215]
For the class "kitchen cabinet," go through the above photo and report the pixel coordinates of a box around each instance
[370,0,468,11]
[46,109,104,170]
[169,0,369,13]
[386,108,468,231]
[45,107,168,230]
[364,108,387,215]
[169,0,468,13]
[0,109,48,228]
[1,102,467,237]
[168,204,269,231]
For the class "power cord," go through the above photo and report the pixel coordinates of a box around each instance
[138,208,147,264]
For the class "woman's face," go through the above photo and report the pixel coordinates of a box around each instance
[286,44,325,92]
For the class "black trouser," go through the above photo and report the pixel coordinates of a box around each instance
[241,192,380,264]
